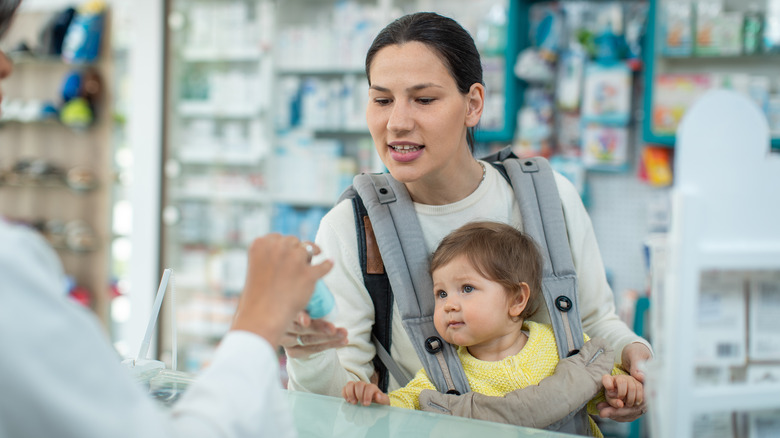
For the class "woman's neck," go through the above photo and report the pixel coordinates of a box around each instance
[406,156,484,205]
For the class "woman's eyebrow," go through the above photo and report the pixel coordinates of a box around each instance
[369,83,443,93]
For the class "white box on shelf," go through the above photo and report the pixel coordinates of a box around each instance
[748,271,780,361]
[746,365,780,384]
[696,270,747,366]
[748,410,780,438]
[692,412,734,438]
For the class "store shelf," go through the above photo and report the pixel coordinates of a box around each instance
[310,128,370,136]
[272,194,338,208]
[695,245,780,270]
[691,384,780,415]
[276,66,365,75]
[181,47,263,62]
[0,8,114,325]
[171,190,270,204]
[8,52,98,67]
[176,102,263,118]
[177,150,266,165]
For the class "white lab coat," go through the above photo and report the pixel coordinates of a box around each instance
[0,219,296,438]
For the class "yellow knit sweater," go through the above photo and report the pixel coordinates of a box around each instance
[388,321,626,437]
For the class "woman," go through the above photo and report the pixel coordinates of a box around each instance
[284,12,650,422]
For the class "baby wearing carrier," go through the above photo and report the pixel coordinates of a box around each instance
[338,147,614,435]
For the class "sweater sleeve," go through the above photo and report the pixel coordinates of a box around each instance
[388,368,436,410]
[554,173,652,362]
[286,200,379,396]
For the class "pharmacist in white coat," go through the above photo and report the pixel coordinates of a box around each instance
[0,221,330,438]
[0,4,331,435]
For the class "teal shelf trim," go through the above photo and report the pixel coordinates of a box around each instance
[643,0,779,151]
[475,0,524,144]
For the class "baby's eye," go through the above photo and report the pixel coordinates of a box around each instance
[463,285,474,293]
[436,290,447,299]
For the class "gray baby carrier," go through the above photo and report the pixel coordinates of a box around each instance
[337,147,594,435]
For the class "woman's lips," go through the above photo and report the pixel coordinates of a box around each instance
[388,144,424,162]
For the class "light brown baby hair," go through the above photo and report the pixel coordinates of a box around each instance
[430,221,542,319]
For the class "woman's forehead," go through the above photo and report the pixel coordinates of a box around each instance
[368,42,454,88]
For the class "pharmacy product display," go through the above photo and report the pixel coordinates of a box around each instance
[511,1,648,178]
[0,3,116,323]
[644,0,780,148]
[648,90,780,438]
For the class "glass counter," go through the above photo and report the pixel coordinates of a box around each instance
[284,390,577,438]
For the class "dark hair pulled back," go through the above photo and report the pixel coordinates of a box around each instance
[0,0,22,39]
[365,12,484,150]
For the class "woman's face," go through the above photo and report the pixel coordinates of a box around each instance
[366,42,482,186]
[0,50,11,111]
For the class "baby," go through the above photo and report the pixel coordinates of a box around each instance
[343,221,642,437]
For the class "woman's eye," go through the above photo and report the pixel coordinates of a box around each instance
[374,98,391,106]
[436,290,447,299]
[463,285,474,293]
[417,97,435,105]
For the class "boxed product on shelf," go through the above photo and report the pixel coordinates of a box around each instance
[580,123,629,171]
[581,63,631,124]
[747,365,780,384]
[662,1,694,56]
[652,74,712,134]
[768,95,780,135]
[764,0,780,53]
[747,271,780,361]
[748,410,780,438]
[692,412,735,438]
[696,270,747,367]
[694,365,729,386]
[694,0,745,56]
[271,135,349,204]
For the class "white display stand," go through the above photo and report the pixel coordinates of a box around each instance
[648,89,780,437]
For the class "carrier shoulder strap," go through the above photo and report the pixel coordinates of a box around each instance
[483,149,585,358]
[344,173,470,395]
[484,149,590,435]
[346,193,395,391]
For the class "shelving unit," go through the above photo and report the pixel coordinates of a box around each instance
[0,8,114,324]
[648,90,780,438]
[642,0,780,150]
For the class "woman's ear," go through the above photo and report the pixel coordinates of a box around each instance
[509,282,530,318]
[465,83,485,128]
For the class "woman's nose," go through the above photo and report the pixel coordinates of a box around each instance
[386,100,413,133]
[0,50,12,80]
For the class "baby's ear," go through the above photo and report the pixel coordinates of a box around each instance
[509,282,530,318]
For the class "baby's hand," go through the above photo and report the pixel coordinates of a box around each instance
[602,374,644,409]
[342,381,390,406]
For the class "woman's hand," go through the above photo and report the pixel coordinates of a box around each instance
[282,311,348,359]
[597,342,652,421]
[621,342,652,382]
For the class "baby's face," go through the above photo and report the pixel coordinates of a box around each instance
[431,254,518,350]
